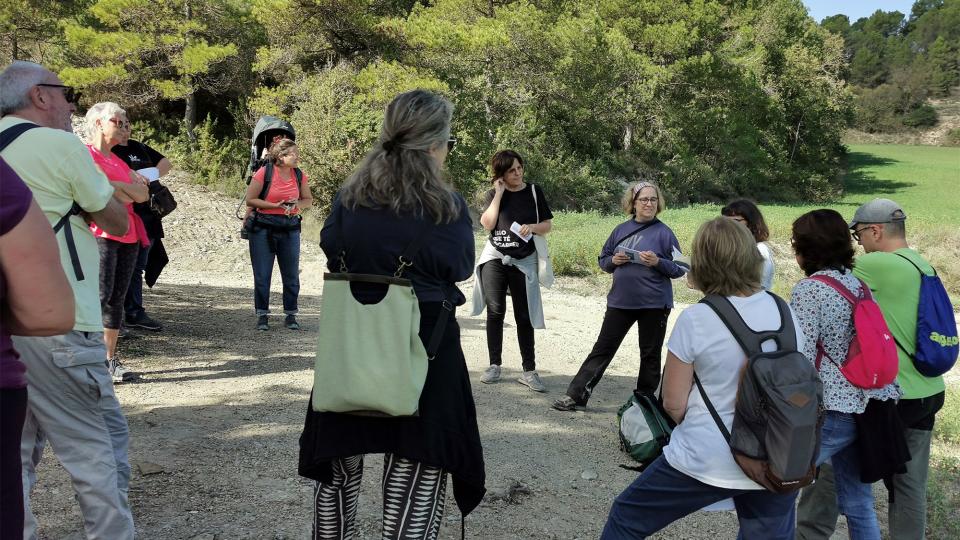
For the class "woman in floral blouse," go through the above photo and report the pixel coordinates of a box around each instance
[789,209,899,540]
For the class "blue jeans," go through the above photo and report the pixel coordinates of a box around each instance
[123,239,152,319]
[817,411,881,540]
[248,225,300,315]
[601,456,797,540]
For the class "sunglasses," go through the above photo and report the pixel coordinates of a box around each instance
[109,117,130,129]
[447,137,457,152]
[36,84,81,105]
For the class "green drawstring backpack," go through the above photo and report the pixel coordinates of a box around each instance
[312,205,453,417]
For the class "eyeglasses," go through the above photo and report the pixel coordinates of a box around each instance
[36,84,81,105]
[851,225,874,241]
[109,118,130,129]
[729,216,747,224]
[636,197,658,205]
[447,137,457,152]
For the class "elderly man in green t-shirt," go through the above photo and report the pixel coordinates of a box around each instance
[796,198,950,540]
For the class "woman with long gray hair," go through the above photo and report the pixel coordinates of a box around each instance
[298,90,485,539]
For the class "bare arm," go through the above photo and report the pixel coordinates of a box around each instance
[156,157,172,177]
[87,197,129,236]
[296,177,313,209]
[0,201,75,335]
[479,180,505,231]
[662,352,695,424]
[245,179,282,210]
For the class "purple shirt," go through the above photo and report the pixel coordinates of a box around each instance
[599,218,686,310]
[0,158,34,388]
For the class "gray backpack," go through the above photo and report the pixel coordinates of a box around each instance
[694,293,823,493]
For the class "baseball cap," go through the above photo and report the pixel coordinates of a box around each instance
[849,198,907,229]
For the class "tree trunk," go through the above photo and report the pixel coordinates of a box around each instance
[623,123,633,150]
[184,90,197,142]
[11,29,18,61]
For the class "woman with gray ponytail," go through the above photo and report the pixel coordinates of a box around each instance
[299,90,485,539]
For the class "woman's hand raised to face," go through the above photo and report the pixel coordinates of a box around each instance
[493,178,506,196]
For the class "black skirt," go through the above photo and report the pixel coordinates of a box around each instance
[298,302,486,516]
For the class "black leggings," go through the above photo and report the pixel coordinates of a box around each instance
[0,387,26,539]
[480,259,535,371]
[98,239,140,330]
[564,307,670,405]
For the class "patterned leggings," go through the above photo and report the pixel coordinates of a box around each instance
[313,454,448,540]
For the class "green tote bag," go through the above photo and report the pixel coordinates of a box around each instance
[312,272,428,416]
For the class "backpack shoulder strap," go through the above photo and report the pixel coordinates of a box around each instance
[51,202,86,281]
[0,122,40,152]
[807,274,865,304]
[893,252,935,277]
[694,372,731,441]
[613,219,659,247]
[531,183,540,223]
[258,161,275,200]
[699,294,768,355]
[294,167,303,188]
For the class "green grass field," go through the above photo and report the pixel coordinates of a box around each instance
[541,144,960,303]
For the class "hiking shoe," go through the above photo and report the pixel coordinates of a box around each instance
[256,315,269,331]
[285,314,300,330]
[518,370,546,393]
[480,365,501,384]
[551,396,582,411]
[126,313,162,331]
[108,356,140,384]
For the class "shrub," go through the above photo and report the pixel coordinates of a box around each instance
[167,116,248,195]
[902,104,938,128]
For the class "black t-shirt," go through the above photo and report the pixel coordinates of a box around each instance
[482,184,553,259]
[111,139,168,238]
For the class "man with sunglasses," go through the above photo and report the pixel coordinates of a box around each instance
[0,61,135,539]
[797,198,948,540]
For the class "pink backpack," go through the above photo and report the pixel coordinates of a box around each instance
[809,275,899,389]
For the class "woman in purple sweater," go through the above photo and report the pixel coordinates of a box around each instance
[553,181,686,411]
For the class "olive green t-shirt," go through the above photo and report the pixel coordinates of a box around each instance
[853,248,946,399]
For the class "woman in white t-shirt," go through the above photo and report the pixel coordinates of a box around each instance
[601,217,801,540]
[721,199,774,290]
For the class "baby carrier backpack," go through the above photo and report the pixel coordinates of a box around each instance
[236,116,301,237]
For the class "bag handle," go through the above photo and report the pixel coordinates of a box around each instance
[613,219,660,248]
[531,183,539,223]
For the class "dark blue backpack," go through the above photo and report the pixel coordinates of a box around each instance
[894,254,958,377]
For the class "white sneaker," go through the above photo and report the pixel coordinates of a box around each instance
[518,370,546,393]
[480,365,502,384]
[108,356,140,384]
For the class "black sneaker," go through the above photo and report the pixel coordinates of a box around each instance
[126,313,162,331]
[118,324,130,339]
[257,315,269,331]
[285,315,300,330]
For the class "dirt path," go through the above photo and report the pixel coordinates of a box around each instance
[27,175,899,539]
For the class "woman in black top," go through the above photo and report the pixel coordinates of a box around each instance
[472,150,553,392]
[298,90,485,539]
[111,122,173,333]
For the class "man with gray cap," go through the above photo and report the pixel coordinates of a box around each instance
[0,60,135,539]
[797,198,948,540]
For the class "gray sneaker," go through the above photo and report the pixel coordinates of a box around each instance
[480,365,501,384]
[518,370,546,393]
[108,356,140,384]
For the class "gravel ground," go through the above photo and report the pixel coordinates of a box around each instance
[25,175,898,539]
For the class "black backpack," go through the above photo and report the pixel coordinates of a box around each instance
[0,123,85,280]
[694,293,824,493]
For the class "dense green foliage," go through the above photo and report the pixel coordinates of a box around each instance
[820,0,960,132]
[3,0,859,211]
[2,1,953,212]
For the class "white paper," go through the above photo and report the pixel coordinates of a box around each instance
[136,167,160,182]
[618,246,642,263]
[510,221,533,243]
